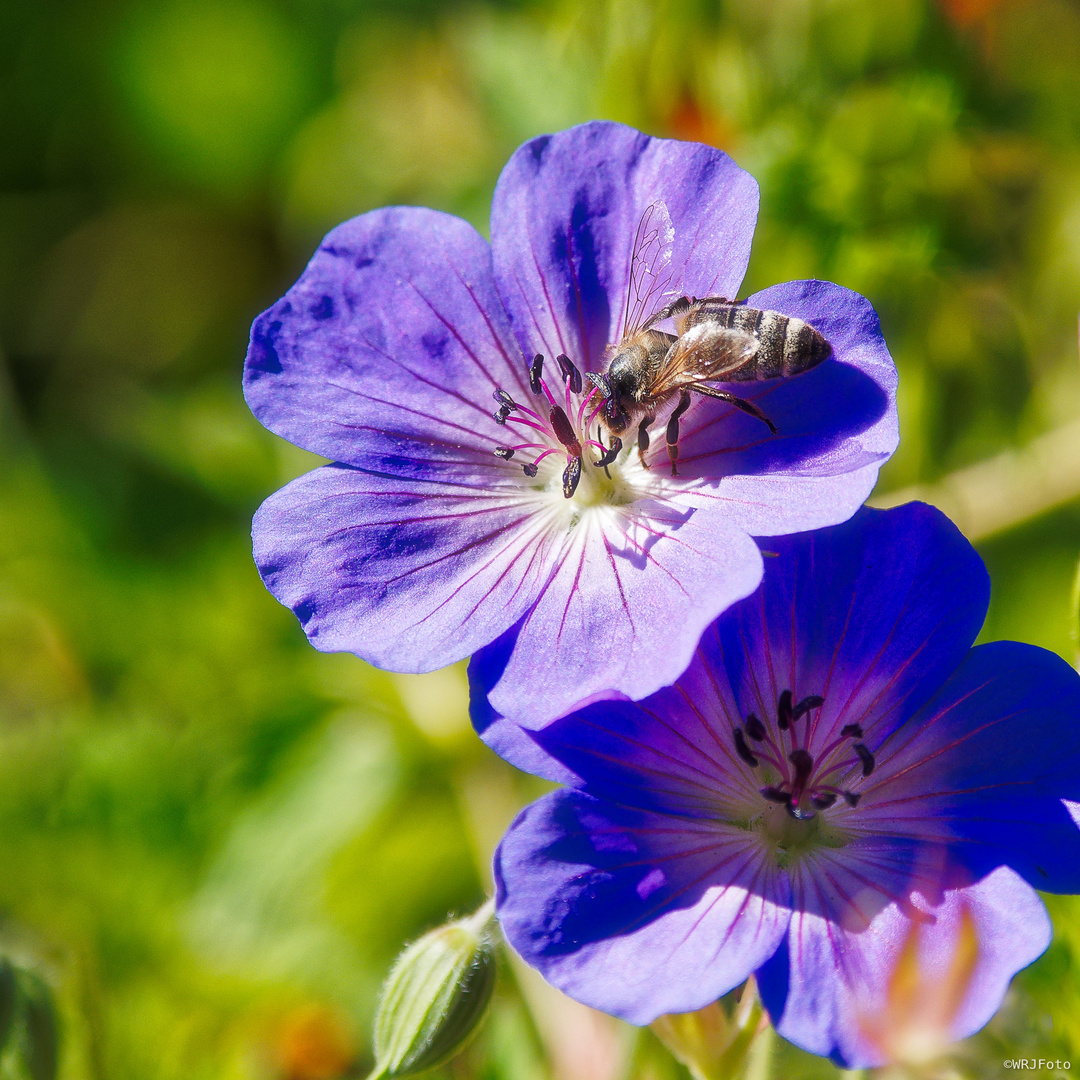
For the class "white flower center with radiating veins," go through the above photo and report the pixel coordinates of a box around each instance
[721,689,879,869]
[490,350,676,537]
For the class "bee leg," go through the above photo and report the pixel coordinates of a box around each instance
[593,432,622,477]
[637,415,655,466]
[666,389,692,476]
[694,386,778,435]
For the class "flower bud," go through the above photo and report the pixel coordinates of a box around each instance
[369,901,496,1078]
[0,959,16,1053]
[13,970,59,1080]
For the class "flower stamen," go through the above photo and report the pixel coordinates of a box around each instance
[576,384,601,429]
[777,690,793,730]
[853,743,875,776]
[549,405,581,453]
[731,690,871,819]
[563,456,582,498]
[503,415,550,438]
[583,393,608,431]
[492,353,634,499]
[556,353,583,394]
[734,729,759,767]
[528,354,544,395]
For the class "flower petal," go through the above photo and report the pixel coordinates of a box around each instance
[756,865,1050,1068]
[675,280,899,536]
[252,463,552,671]
[495,789,792,1024]
[497,659,759,815]
[864,639,1080,893]
[470,500,764,729]
[711,503,990,747]
[244,207,526,480]
[491,121,758,370]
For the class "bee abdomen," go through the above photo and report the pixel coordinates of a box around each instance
[687,300,831,381]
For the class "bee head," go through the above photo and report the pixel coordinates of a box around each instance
[587,368,632,434]
[610,348,655,428]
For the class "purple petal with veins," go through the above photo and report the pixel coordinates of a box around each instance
[492,505,1080,1067]
[245,120,898,727]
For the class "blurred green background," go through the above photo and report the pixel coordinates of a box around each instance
[1,0,1079,1076]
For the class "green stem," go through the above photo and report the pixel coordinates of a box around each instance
[657,980,769,1080]
[464,896,496,935]
[1070,554,1080,665]
[712,992,763,1079]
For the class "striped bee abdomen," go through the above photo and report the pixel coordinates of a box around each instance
[684,299,831,381]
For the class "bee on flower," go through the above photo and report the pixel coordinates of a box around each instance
[245,121,898,729]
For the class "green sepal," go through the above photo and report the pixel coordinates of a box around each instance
[0,960,17,1055]
[369,900,496,1078]
[14,971,59,1080]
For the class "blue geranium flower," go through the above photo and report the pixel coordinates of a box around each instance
[491,503,1080,1068]
[245,120,897,728]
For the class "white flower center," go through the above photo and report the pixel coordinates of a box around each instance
[490,351,670,531]
[719,689,877,866]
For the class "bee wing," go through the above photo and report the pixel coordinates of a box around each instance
[619,200,676,339]
[650,324,760,397]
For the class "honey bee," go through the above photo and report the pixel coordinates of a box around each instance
[588,201,832,475]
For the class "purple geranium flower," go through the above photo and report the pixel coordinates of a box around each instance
[493,503,1080,1067]
[245,121,898,727]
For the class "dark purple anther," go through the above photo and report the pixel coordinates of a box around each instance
[556,354,583,394]
[550,406,580,451]
[841,723,863,739]
[793,694,824,719]
[494,447,515,460]
[761,786,790,805]
[745,714,767,741]
[493,407,510,425]
[529,354,544,395]
[522,462,538,478]
[594,438,622,468]
[562,456,582,498]
[734,728,759,767]
[854,743,875,777]
[843,791,862,807]
[494,388,518,410]
[777,689,793,730]
[812,792,838,810]
[788,748,813,787]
